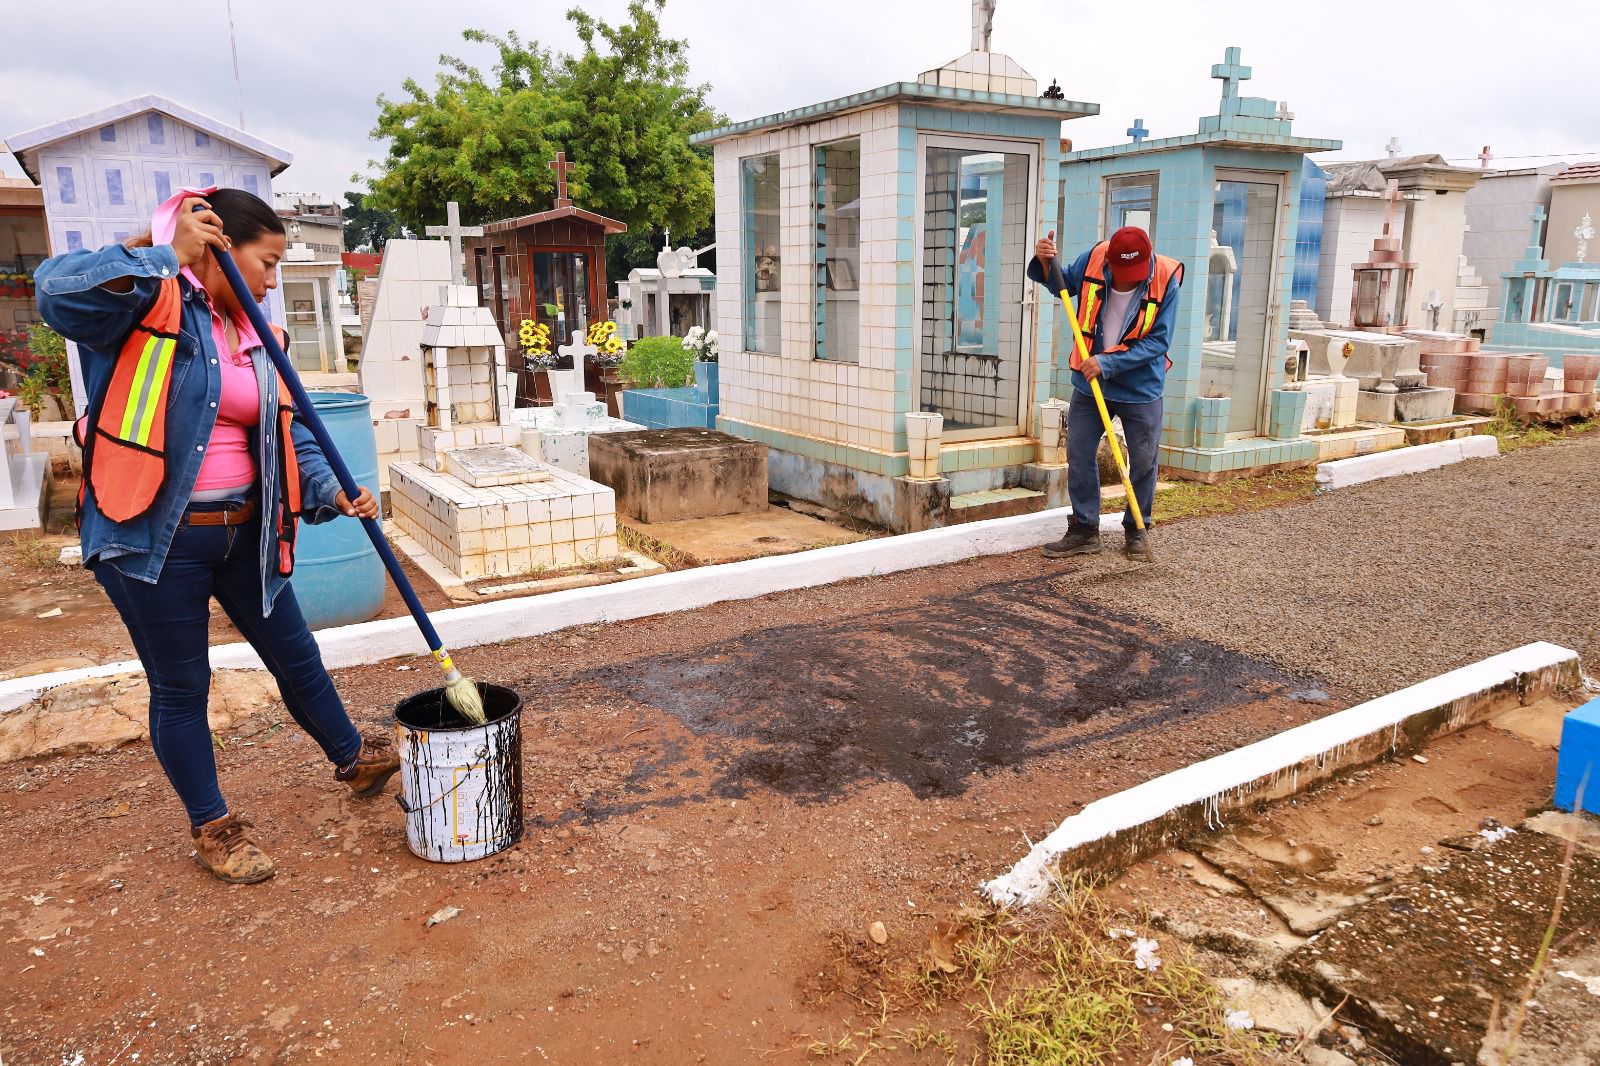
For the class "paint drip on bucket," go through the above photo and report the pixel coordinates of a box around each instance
[394,683,524,863]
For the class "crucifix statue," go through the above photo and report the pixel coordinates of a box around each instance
[1575,212,1593,263]
[972,0,996,52]
[424,201,484,287]
[549,151,576,209]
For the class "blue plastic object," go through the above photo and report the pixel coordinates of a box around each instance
[1554,697,1600,815]
[289,392,385,630]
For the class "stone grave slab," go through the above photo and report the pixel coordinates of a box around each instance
[442,444,551,488]
[588,428,767,524]
[512,390,643,479]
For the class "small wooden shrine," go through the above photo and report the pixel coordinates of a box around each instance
[466,152,627,404]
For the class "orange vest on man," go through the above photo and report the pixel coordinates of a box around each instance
[78,277,305,575]
[1070,239,1184,372]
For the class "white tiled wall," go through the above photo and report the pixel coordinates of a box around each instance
[713,105,906,456]
[389,462,620,581]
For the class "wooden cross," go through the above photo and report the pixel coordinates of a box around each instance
[424,201,483,286]
[1477,145,1494,168]
[1385,136,1402,158]
[1126,118,1149,143]
[549,151,575,208]
[1210,46,1252,108]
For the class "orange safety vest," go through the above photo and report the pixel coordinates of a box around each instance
[1071,242,1185,371]
[78,278,305,576]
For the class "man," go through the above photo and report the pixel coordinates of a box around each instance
[1028,225,1183,562]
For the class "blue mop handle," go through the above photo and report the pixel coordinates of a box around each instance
[202,229,449,660]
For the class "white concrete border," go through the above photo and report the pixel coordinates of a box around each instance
[1315,433,1499,491]
[980,640,1579,907]
[0,507,1125,713]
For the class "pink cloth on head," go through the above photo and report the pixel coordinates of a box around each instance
[149,186,265,493]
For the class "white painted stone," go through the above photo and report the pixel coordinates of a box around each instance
[1314,434,1499,491]
[980,640,1579,906]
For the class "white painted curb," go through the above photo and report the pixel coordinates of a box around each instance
[0,507,1126,713]
[980,640,1578,907]
[1315,433,1499,491]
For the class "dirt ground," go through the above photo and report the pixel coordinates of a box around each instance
[4,558,1340,1065]
[4,436,1598,1063]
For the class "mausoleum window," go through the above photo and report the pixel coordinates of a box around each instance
[741,154,781,354]
[1105,173,1158,238]
[814,139,861,363]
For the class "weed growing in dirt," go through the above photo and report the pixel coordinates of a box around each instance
[11,535,65,571]
[1486,400,1596,452]
[1102,470,1317,526]
[618,524,696,570]
[799,875,1289,1065]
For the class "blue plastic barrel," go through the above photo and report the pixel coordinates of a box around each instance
[289,392,386,631]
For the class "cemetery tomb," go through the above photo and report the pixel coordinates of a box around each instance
[588,429,767,525]
[0,397,50,533]
[464,154,626,406]
[1056,47,1340,480]
[513,389,643,480]
[692,6,1098,530]
[1485,204,1600,367]
[386,281,620,581]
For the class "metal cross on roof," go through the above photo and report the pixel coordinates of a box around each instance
[1386,136,1402,159]
[1126,118,1149,143]
[424,201,483,286]
[1210,46,1252,107]
[548,151,576,208]
[1478,145,1494,168]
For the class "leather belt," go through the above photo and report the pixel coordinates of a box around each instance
[182,500,258,527]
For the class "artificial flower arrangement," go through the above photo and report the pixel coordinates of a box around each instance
[517,319,557,370]
[681,325,718,363]
[586,320,626,368]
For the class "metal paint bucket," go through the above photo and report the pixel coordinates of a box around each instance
[394,683,524,863]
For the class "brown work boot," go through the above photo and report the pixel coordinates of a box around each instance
[335,731,401,798]
[191,814,275,884]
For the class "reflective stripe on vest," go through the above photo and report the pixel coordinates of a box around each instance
[78,278,185,522]
[1071,242,1185,372]
[79,291,307,580]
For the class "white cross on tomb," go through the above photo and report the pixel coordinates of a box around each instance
[424,201,483,287]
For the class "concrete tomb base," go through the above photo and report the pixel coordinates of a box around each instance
[588,429,767,524]
[513,390,643,479]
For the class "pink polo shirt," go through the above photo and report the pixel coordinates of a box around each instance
[191,298,261,495]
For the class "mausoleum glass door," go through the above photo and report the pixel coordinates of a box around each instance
[1201,173,1282,436]
[531,251,591,350]
[918,138,1036,439]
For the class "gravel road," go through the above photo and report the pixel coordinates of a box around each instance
[1071,433,1600,697]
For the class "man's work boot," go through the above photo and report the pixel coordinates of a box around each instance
[1124,528,1153,562]
[192,814,275,884]
[1042,527,1102,559]
[336,731,401,798]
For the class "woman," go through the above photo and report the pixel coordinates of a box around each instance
[36,188,399,885]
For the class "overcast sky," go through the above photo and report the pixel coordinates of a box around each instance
[6,0,1595,204]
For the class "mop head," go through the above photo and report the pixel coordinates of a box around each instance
[445,673,486,725]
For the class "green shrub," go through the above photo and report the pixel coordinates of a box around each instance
[19,323,71,418]
[619,335,694,389]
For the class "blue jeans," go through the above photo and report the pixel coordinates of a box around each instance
[1066,389,1162,532]
[93,503,362,826]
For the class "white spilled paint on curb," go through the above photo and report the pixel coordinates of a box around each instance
[0,507,1126,712]
[1315,433,1499,491]
[980,640,1578,907]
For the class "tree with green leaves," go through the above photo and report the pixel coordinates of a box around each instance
[358,1,722,247]
[341,192,408,252]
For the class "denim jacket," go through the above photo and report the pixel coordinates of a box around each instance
[36,241,345,615]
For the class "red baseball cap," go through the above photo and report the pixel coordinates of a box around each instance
[1106,226,1153,287]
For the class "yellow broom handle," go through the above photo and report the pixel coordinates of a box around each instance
[1055,277,1147,532]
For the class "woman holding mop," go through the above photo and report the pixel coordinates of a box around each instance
[36,188,399,885]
